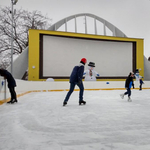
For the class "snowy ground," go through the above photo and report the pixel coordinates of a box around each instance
[0,89,150,150]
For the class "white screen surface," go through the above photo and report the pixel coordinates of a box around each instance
[41,35,133,78]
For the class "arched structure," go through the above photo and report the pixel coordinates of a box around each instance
[48,13,127,37]
[8,13,150,80]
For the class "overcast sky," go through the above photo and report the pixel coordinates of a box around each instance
[1,0,150,58]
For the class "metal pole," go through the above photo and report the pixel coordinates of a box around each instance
[103,21,106,36]
[65,18,67,32]
[75,16,77,33]
[4,79,6,102]
[11,0,14,76]
[94,17,97,35]
[85,15,87,34]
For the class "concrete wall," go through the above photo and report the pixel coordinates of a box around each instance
[7,47,28,79]
[0,77,3,92]
[144,56,150,80]
[28,29,144,81]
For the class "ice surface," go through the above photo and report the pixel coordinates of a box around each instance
[0,89,150,150]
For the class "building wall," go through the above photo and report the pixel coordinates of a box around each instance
[28,29,144,81]
[144,56,150,80]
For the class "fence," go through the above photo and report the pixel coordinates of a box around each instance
[0,79,150,104]
[0,76,7,102]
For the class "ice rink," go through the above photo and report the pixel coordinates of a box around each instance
[0,89,150,150]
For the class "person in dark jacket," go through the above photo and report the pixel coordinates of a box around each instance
[63,58,87,106]
[135,69,144,90]
[0,68,18,104]
[120,72,134,102]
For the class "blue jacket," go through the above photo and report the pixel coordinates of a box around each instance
[140,79,144,84]
[70,64,84,83]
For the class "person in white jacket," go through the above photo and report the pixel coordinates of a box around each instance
[84,62,99,81]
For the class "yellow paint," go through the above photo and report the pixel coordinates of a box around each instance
[1,87,150,105]
[136,39,144,78]
[0,91,32,105]
[28,29,144,81]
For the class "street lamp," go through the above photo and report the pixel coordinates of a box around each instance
[10,0,18,75]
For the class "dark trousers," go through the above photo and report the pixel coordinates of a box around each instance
[124,88,131,97]
[9,87,17,100]
[64,82,84,102]
[139,79,143,90]
[139,84,142,90]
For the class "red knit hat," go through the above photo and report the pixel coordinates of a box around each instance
[80,58,87,64]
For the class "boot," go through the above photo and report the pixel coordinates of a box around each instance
[79,100,86,105]
[128,97,132,102]
[11,99,18,104]
[63,101,67,106]
[120,94,124,99]
[139,85,142,90]
[7,100,12,104]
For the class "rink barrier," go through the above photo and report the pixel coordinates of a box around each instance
[1,87,150,105]
[0,91,32,105]
[0,80,150,105]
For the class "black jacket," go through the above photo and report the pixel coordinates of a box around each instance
[0,69,16,88]
[125,73,134,88]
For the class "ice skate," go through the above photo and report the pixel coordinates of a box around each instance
[7,99,17,104]
[128,97,132,102]
[11,99,18,104]
[79,100,86,105]
[7,100,12,104]
[120,94,124,99]
[63,101,67,106]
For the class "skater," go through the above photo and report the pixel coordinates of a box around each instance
[83,62,99,81]
[135,69,144,90]
[120,72,134,102]
[139,78,144,90]
[63,58,87,106]
[0,68,18,104]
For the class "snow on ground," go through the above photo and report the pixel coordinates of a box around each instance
[0,89,150,150]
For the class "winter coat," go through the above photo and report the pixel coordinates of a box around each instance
[0,69,16,88]
[69,63,84,84]
[125,74,134,89]
[135,73,144,85]
[139,79,144,85]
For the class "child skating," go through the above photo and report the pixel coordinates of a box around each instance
[120,72,134,102]
[135,69,144,90]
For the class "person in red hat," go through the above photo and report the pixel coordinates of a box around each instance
[63,58,87,106]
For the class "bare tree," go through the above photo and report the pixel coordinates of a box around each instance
[0,6,52,68]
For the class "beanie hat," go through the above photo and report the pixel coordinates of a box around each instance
[135,69,139,73]
[80,58,87,65]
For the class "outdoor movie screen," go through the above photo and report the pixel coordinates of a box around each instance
[39,34,136,79]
